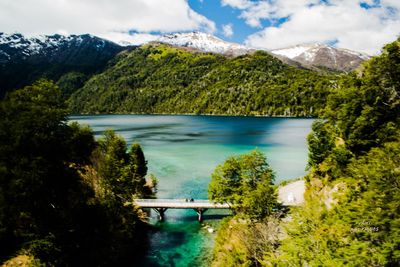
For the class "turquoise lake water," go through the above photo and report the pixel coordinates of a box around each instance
[69,115,313,267]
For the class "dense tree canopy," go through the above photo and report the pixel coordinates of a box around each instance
[209,151,279,266]
[69,44,337,116]
[260,37,400,267]
[208,150,277,219]
[94,130,151,201]
[0,80,152,266]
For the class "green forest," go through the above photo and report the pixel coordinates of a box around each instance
[68,44,337,116]
[0,37,399,266]
[0,80,156,265]
[208,38,400,266]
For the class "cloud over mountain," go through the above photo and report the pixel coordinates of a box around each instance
[222,0,400,55]
[0,0,216,45]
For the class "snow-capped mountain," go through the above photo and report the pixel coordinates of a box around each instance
[0,32,124,64]
[156,32,253,56]
[155,33,368,70]
[271,43,369,71]
[0,32,126,96]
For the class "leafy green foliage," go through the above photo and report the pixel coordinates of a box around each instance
[307,120,335,167]
[0,80,151,266]
[268,140,400,266]
[124,143,149,196]
[323,40,400,154]
[208,150,277,219]
[57,72,88,99]
[345,141,400,264]
[209,151,281,267]
[69,44,337,116]
[263,38,400,266]
[94,130,152,201]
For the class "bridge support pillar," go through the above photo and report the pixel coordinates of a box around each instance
[153,208,168,221]
[194,208,208,222]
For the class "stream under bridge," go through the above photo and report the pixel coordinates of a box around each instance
[133,199,231,222]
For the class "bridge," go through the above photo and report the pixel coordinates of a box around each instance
[133,199,230,222]
[133,179,305,222]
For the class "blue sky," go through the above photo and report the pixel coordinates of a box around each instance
[188,0,400,54]
[188,0,290,43]
[0,0,399,54]
[188,0,262,43]
[189,0,400,54]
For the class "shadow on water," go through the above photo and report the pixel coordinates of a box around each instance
[155,213,231,223]
[201,214,231,220]
[150,229,188,249]
[141,223,195,267]
[141,213,230,267]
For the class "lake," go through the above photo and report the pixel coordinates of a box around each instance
[69,115,313,267]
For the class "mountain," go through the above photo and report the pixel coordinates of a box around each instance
[155,32,253,56]
[0,31,370,108]
[155,33,368,71]
[68,43,336,116]
[271,43,370,71]
[0,32,126,97]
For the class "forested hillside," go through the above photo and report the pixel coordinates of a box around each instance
[0,33,126,98]
[69,44,338,116]
[210,37,400,266]
[0,80,155,266]
[268,36,400,266]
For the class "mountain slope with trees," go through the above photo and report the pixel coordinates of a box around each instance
[0,33,127,97]
[69,44,338,116]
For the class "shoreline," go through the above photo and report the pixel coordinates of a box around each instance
[69,112,316,119]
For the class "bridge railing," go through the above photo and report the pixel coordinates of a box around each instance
[134,199,212,203]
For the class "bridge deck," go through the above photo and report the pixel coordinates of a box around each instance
[133,199,230,209]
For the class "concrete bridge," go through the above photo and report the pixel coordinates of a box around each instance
[134,179,305,222]
[133,199,230,222]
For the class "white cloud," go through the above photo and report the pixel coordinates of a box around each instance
[0,0,216,44]
[240,2,272,28]
[222,23,234,37]
[221,0,252,9]
[222,0,321,28]
[226,0,400,54]
[381,0,400,10]
[99,32,160,46]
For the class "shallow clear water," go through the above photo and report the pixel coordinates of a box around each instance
[69,115,313,267]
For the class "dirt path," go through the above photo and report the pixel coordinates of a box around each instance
[278,180,305,206]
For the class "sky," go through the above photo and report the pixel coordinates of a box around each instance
[0,0,399,54]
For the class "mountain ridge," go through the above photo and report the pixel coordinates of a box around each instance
[271,43,370,71]
[0,31,370,99]
[155,31,253,56]
[151,32,369,71]
[0,32,126,96]
[68,43,336,116]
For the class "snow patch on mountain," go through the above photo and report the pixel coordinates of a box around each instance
[272,45,311,59]
[156,32,253,56]
[339,48,370,60]
[272,43,369,61]
[1,33,67,55]
[0,32,111,62]
[271,43,370,71]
